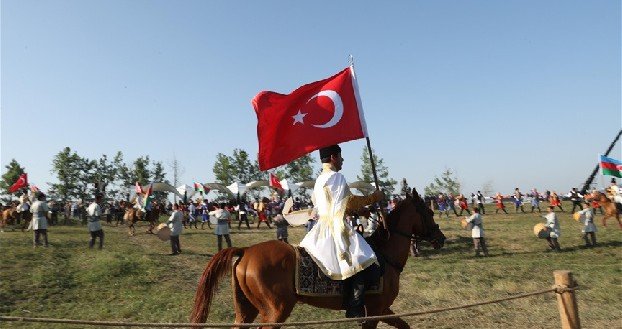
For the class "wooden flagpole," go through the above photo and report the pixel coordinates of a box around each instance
[349,55,382,191]
[350,55,388,232]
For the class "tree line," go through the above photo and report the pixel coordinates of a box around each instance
[1,146,410,203]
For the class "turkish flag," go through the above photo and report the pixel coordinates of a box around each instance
[269,173,283,190]
[9,173,28,193]
[253,66,368,171]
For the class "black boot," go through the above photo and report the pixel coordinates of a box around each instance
[345,274,366,321]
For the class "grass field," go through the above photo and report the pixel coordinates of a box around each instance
[1,201,621,329]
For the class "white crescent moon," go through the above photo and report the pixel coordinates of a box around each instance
[307,90,343,129]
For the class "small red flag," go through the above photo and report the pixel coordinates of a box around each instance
[9,173,28,193]
[252,66,368,171]
[269,173,283,190]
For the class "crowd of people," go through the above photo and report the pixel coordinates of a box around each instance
[423,186,616,218]
[2,144,621,323]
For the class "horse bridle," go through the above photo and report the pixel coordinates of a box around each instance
[374,198,442,273]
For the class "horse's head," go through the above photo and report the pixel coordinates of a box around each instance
[387,188,445,249]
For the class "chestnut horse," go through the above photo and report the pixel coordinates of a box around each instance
[190,189,446,329]
[0,206,19,232]
[585,191,621,228]
[123,202,161,236]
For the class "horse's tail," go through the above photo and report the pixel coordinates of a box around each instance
[190,247,246,323]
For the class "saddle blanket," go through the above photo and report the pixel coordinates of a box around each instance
[294,246,382,297]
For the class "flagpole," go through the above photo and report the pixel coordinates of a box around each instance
[580,129,622,194]
[366,137,381,191]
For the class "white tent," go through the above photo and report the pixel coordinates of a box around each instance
[227,182,247,195]
[176,184,196,199]
[280,179,298,194]
[245,180,269,189]
[137,182,184,198]
[203,183,234,197]
[348,181,375,196]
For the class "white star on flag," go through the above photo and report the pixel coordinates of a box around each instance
[292,110,307,125]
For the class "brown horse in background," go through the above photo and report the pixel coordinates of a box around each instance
[585,191,622,228]
[190,188,446,329]
[0,206,19,232]
[123,201,162,236]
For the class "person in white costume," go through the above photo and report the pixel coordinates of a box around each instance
[87,194,104,249]
[543,206,561,251]
[30,192,49,247]
[299,144,383,320]
[607,178,622,204]
[576,204,597,247]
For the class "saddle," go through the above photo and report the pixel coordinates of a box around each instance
[294,247,382,297]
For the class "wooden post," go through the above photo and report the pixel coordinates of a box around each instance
[554,270,581,329]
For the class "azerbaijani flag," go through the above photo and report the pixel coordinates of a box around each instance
[194,182,205,195]
[600,155,622,178]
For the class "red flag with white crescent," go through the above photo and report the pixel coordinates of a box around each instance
[9,173,28,193]
[252,66,368,171]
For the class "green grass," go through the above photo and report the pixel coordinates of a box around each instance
[1,201,620,328]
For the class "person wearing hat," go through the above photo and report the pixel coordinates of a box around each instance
[30,192,50,247]
[607,178,622,207]
[167,203,183,255]
[209,203,233,251]
[464,207,489,256]
[494,192,508,214]
[549,191,564,212]
[576,202,597,247]
[513,188,526,213]
[568,187,584,213]
[476,191,486,214]
[543,206,561,251]
[299,144,384,320]
[87,194,104,249]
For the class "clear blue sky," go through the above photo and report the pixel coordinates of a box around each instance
[2,0,620,196]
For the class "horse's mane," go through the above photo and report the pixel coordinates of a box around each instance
[388,188,434,225]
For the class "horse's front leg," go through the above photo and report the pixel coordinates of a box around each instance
[378,308,410,329]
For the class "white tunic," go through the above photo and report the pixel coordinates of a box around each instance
[577,208,597,233]
[299,164,377,280]
[87,202,102,232]
[167,210,183,236]
[544,212,560,238]
[465,213,484,238]
[30,200,49,230]
[209,209,230,235]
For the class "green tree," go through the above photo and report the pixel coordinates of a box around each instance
[132,156,152,186]
[230,149,265,183]
[212,153,234,186]
[117,157,135,201]
[92,154,118,198]
[358,147,397,196]
[278,154,316,197]
[424,168,461,197]
[1,159,27,201]
[76,157,97,201]
[152,161,169,202]
[50,147,83,201]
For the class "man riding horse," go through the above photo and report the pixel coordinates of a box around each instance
[606,178,622,212]
[299,144,384,321]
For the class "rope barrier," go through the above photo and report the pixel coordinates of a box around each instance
[0,286,570,328]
